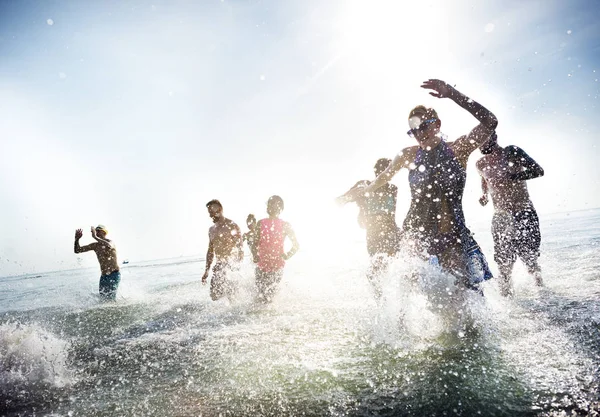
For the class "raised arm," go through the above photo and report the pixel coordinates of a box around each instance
[201,236,215,284]
[90,227,114,248]
[506,146,544,181]
[74,229,97,253]
[422,79,498,160]
[282,223,300,261]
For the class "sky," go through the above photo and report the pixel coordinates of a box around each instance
[1,0,599,276]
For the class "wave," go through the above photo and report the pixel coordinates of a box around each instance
[0,322,74,394]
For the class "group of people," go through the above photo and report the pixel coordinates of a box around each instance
[73,196,300,303]
[201,195,300,303]
[74,79,544,302]
[337,79,544,297]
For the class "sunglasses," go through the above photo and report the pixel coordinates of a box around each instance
[407,118,437,139]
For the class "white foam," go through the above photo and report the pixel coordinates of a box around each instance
[0,323,74,391]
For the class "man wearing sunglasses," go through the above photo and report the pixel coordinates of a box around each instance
[477,133,545,296]
[345,79,497,291]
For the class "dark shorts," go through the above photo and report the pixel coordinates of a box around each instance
[492,204,541,268]
[366,217,401,257]
[211,262,237,301]
[99,270,121,301]
[255,268,284,302]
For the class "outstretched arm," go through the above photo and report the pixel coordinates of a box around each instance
[282,223,300,261]
[336,180,370,205]
[421,79,498,159]
[507,146,544,181]
[74,229,97,253]
[361,147,416,195]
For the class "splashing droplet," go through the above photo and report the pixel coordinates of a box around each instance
[47,19,54,25]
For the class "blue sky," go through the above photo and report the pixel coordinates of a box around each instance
[1,0,599,276]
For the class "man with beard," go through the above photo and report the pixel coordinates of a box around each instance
[202,199,244,301]
[477,132,545,296]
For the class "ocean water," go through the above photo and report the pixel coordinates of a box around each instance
[1,209,599,416]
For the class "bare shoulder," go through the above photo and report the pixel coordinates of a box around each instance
[283,220,296,235]
[449,135,469,154]
[87,242,99,250]
[397,145,419,166]
[449,135,473,167]
[401,145,419,159]
[224,218,241,232]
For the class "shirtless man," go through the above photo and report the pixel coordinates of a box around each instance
[74,225,121,301]
[201,199,244,301]
[477,132,545,296]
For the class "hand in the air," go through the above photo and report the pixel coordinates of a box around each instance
[421,79,455,99]
[75,229,83,239]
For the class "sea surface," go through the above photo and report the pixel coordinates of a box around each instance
[1,209,599,416]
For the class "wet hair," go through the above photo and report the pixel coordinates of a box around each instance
[206,199,222,209]
[374,158,391,174]
[267,195,284,212]
[408,105,439,121]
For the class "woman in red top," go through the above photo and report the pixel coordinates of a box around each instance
[255,195,300,303]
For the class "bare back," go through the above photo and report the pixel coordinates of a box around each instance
[477,149,533,213]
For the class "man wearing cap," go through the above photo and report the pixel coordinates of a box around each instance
[202,199,244,301]
[74,225,121,301]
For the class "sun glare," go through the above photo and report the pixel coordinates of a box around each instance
[332,0,452,84]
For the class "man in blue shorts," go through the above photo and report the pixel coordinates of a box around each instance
[74,225,121,301]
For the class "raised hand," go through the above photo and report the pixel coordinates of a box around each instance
[335,195,351,206]
[90,226,97,239]
[75,229,83,239]
[421,79,455,99]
